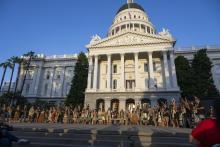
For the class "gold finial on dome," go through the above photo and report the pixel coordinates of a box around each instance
[127,0,134,4]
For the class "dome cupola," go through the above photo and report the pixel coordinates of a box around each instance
[108,0,156,37]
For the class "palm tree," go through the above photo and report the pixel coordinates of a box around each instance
[14,57,24,95]
[8,56,20,93]
[0,61,11,92]
[20,51,37,95]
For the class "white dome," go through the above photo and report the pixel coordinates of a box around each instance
[108,2,156,37]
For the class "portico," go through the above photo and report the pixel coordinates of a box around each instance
[87,51,178,92]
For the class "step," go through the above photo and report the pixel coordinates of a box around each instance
[11,130,190,138]
[12,142,193,147]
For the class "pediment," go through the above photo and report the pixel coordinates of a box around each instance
[87,31,175,48]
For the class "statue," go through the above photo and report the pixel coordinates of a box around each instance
[127,0,134,3]
[90,34,101,44]
[159,28,173,39]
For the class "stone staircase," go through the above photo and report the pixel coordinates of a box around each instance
[10,124,193,147]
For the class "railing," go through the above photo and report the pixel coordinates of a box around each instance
[45,54,78,59]
[175,45,220,51]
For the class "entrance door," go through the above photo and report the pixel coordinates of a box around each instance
[111,99,119,112]
[126,99,135,112]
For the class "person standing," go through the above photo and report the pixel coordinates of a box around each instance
[190,100,220,147]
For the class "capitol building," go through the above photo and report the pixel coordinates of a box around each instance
[2,0,220,108]
[85,0,180,111]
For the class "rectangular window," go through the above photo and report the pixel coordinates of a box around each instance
[113,65,117,73]
[27,71,34,79]
[26,84,30,94]
[113,80,117,89]
[46,75,50,80]
[66,83,71,95]
[144,63,148,72]
[154,78,158,88]
[55,71,61,79]
[153,62,157,71]
[45,71,50,80]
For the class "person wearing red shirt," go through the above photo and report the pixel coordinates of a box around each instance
[190,100,220,147]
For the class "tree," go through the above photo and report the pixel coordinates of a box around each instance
[65,52,88,107]
[14,57,24,95]
[20,51,37,95]
[0,92,28,106]
[0,61,11,92]
[175,56,195,97]
[8,56,20,93]
[191,49,219,98]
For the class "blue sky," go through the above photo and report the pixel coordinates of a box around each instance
[0,0,220,81]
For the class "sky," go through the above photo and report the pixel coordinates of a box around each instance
[0,0,220,81]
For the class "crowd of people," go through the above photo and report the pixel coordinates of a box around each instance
[0,97,213,128]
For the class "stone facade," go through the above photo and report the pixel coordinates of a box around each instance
[175,45,220,92]
[85,1,180,111]
[16,54,77,103]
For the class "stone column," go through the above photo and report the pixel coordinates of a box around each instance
[50,67,55,97]
[169,51,178,88]
[145,26,147,33]
[148,52,155,89]
[33,63,43,96]
[87,57,93,90]
[135,52,139,91]
[60,67,66,97]
[163,51,171,89]
[93,55,98,90]
[120,53,125,91]
[107,54,112,91]
[29,67,38,95]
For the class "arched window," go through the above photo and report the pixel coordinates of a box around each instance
[112,30,114,36]
[151,28,154,34]
[124,16,126,19]
[134,15,136,18]
[96,99,105,111]
[111,99,119,111]
[113,80,117,89]
[147,26,150,33]
[126,99,135,112]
